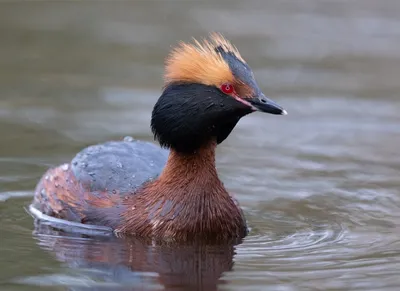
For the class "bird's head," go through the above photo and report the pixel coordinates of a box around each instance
[151,33,286,153]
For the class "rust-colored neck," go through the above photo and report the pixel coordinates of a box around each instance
[157,141,222,192]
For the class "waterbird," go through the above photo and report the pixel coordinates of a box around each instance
[31,33,286,241]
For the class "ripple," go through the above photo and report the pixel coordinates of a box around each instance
[227,195,400,290]
[0,191,32,202]
[28,205,114,237]
[14,273,161,289]
[237,212,348,264]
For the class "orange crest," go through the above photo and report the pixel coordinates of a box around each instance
[164,33,246,87]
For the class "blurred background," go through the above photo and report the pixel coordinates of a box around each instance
[1,1,400,290]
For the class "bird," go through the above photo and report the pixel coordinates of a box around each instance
[31,33,286,241]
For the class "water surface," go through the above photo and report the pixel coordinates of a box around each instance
[1,1,400,290]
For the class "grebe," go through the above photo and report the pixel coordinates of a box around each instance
[31,33,286,241]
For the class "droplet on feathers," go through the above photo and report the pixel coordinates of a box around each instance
[124,136,134,142]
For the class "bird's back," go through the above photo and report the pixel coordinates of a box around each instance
[32,138,169,224]
[71,139,169,194]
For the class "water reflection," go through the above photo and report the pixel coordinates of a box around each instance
[32,220,241,291]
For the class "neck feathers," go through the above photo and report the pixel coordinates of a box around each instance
[157,141,220,191]
[118,142,247,240]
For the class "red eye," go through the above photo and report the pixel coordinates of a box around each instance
[220,83,234,95]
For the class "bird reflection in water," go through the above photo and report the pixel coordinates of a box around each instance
[32,219,241,291]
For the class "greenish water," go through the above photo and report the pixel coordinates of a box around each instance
[1,0,400,290]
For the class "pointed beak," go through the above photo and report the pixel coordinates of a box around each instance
[247,93,287,115]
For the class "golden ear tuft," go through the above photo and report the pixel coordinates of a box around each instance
[164,33,246,87]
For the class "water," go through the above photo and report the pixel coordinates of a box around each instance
[1,0,400,290]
